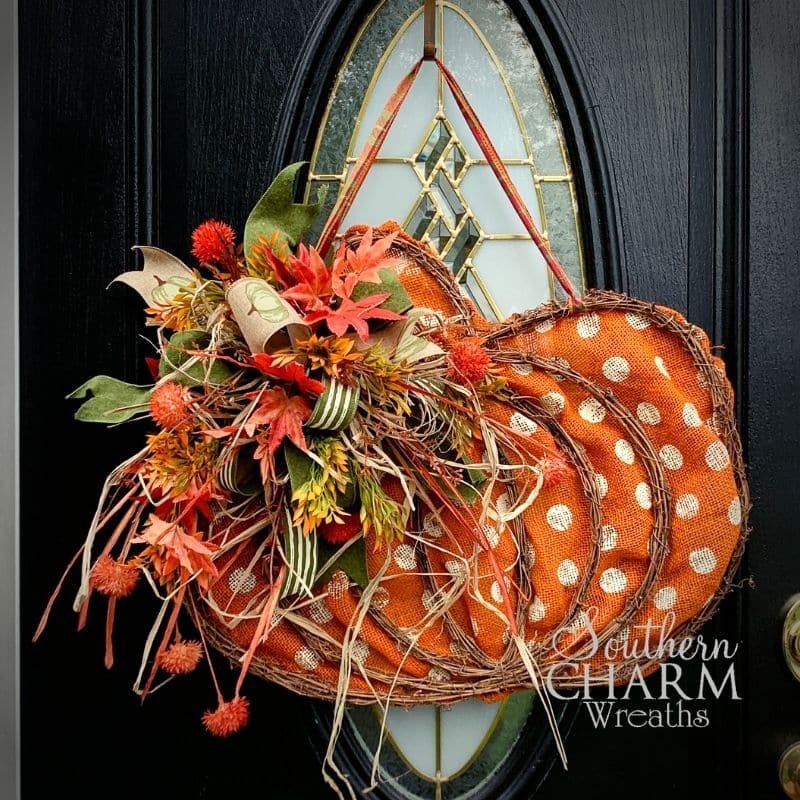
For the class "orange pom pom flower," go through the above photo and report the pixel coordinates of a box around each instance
[191,219,236,266]
[540,455,570,489]
[90,555,141,598]
[159,640,202,675]
[150,382,192,430]
[447,339,491,383]
[202,696,250,737]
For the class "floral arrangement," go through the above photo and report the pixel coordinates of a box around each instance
[37,164,559,737]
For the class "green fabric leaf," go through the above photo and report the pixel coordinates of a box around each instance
[316,536,369,590]
[244,163,328,256]
[284,440,315,492]
[67,375,152,424]
[350,267,412,315]
[159,330,233,386]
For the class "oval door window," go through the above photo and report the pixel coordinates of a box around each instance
[306,0,587,795]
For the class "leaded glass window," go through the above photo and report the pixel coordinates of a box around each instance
[305,1,587,795]
[306,0,586,316]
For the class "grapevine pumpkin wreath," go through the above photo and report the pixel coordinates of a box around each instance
[38,52,749,791]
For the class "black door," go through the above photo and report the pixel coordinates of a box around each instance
[20,1,800,799]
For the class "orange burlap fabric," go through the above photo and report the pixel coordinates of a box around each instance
[197,225,749,704]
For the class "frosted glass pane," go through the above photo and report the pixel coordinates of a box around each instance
[450,0,568,174]
[340,163,422,229]
[439,700,503,777]
[355,59,440,158]
[314,0,420,175]
[540,181,583,295]
[385,705,438,778]
[473,239,552,316]
[441,9,527,159]
[460,165,541,234]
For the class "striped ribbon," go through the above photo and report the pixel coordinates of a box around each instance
[315,57,582,305]
[316,59,423,258]
[306,378,360,432]
[280,507,318,599]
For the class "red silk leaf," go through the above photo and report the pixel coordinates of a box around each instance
[248,353,325,396]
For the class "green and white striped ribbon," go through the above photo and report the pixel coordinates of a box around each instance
[279,508,318,599]
[306,379,359,432]
[217,450,260,496]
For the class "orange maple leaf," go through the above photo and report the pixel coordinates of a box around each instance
[303,293,402,341]
[134,514,219,590]
[344,227,402,284]
[245,388,312,481]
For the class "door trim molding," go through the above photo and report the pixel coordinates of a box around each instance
[0,0,19,795]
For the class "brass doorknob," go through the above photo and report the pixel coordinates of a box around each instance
[779,742,800,799]
[783,597,800,682]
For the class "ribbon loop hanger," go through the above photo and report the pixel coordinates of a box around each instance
[423,0,436,60]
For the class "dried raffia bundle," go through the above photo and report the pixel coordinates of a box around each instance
[39,51,749,798]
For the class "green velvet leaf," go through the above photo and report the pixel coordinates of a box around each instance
[285,439,357,510]
[159,330,233,386]
[244,163,328,256]
[316,536,369,590]
[284,440,315,492]
[67,375,153,424]
[350,267,412,315]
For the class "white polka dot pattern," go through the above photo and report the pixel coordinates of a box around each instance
[540,392,565,416]
[635,482,652,509]
[728,497,742,525]
[294,646,320,671]
[557,559,579,586]
[637,402,661,425]
[309,600,333,625]
[653,586,677,610]
[528,596,546,622]
[482,523,500,549]
[422,513,444,539]
[511,362,533,376]
[228,567,256,594]
[510,412,538,436]
[600,524,618,551]
[546,504,573,532]
[576,313,601,338]
[600,568,627,594]
[689,548,717,575]
[675,494,700,519]
[445,560,467,580]
[351,639,370,666]
[393,544,417,571]
[625,312,650,330]
[682,402,702,427]
[659,444,684,470]
[705,441,731,471]
[602,356,631,382]
[370,587,390,610]
[578,397,606,423]
[615,439,635,465]
[654,356,671,378]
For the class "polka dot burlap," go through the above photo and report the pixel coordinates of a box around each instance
[196,225,749,705]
